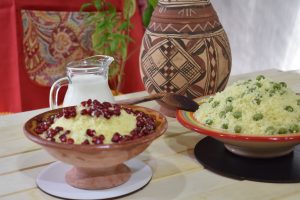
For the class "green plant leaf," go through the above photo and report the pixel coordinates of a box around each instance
[142,4,154,27]
[123,0,136,19]
[148,0,158,7]
[93,0,102,11]
[119,21,129,31]
[80,2,92,12]
[110,39,119,52]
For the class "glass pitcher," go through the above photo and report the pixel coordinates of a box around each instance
[49,55,115,109]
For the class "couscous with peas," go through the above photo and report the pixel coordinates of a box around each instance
[194,75,300,135]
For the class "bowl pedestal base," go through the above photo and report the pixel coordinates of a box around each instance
[65,163,131,190]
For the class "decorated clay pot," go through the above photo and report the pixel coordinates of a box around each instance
[139,0,232,116]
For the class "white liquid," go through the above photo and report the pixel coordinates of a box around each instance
[63,74,115,106]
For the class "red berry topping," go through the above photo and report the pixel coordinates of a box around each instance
[67,138,75,144]
[81,139,90,145]
[86,129,96,137]
[111,132,123,143]
[59,134,67,143]
[92,136,103,144]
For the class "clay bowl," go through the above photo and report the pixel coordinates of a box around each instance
[176,96,300,159]
[24,105,168,190]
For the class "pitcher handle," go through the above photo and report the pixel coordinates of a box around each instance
[49,77,69,109]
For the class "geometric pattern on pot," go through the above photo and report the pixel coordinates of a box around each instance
[140,29,231,99]
[140,0,232,100]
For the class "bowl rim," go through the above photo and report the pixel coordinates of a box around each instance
[24,105,168,151]
[176,96,300,142]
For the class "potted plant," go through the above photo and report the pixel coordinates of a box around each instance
[81,0,136,94]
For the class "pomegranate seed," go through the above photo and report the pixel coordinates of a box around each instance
[113,109,120,116]
[87,109,93,116]
[121,135,132,142]
[56,112,63,118]
[67,138,75,144]
[94,110,102,117]
[81,139,90,145]
[98,134,105,141]
[81,101,87,107]
[59,134,67,143]
[87,99,92,106]
[124,108,133,114]
[136,120,145,127]
[92,136,103,144]
[130,130,138,136]
[112,132,122,143]
[103,113,111,119]
[114,104,121,110]
[81,109,88,115]
[86,129,96,137]
[55,126,63,132]
[93,99,101,106]
[103,102,112,108]
[41,123,49,131]
[47,128,57,138]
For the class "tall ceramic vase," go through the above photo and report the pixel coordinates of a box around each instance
[139,0,232,116]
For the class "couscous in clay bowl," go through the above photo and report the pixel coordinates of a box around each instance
[177,76,300,159]
[24,103,168,190]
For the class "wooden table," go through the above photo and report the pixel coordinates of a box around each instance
[1,69,300,200]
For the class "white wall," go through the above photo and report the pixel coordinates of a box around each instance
[211,0,300,74]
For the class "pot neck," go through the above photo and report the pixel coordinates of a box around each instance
[158,0,211,6]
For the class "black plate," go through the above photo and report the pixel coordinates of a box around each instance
[194,137,300,183]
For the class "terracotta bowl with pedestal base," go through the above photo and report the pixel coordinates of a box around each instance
[24,105,168,190]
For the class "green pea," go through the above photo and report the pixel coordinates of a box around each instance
[246,79,251,83]
[225,105,233,112]
[212,101,220,108]
[256,75,265,81]
[254,98,261,105]
[265,126,276,134]
[278,127,287,134]
[269,89,276,97]
[279,82,287,88]
[219,111,226,118]
[226,97,233,103]
[205,119,213,125]
[222,123,229,129]
[233,111,242,119]
[280,91,286,95]
[289,124,299,133]
[273,83,281,90]
[253,113,263,121]
[297,100,300,105]
[285,106,294,112]
[234,125,242,133]
[248,87,256,93]
[255,82,262,88]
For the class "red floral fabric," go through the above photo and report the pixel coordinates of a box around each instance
[0,0,145,112]
[22,10,94,87]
